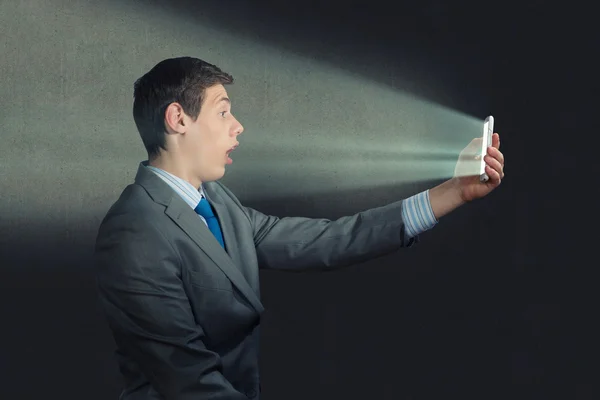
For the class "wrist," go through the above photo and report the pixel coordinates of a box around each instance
[429,178,467,220]
[449,176,469,204]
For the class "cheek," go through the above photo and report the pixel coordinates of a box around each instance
[196,133,222,161]
[191,137,207,156]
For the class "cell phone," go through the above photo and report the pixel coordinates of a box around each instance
[479,115,494,183]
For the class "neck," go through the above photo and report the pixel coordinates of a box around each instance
[149,154,202,190]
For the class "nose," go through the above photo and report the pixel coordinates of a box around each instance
[234,119,244,136]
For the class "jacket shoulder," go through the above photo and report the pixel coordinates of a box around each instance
[96,183,165,238]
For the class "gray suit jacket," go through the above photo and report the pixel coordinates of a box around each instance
[94,163,417,399]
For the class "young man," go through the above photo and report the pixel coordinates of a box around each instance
[94,57,505,399]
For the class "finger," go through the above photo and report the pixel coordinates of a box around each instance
[484,155,503,175]
[485,165,502,185]
[492,133,500,149]
[487,146,505,166]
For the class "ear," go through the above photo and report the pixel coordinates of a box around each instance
[164,102,186,134]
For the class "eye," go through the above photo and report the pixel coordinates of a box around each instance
[219,111,228,118]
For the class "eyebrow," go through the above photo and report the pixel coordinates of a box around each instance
[215,96,231,105]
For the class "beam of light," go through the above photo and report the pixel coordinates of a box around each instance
[228,70,487,199]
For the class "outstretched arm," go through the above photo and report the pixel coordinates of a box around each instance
[243,192,431,271]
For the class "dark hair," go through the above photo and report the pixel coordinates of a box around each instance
[132,57,234,159]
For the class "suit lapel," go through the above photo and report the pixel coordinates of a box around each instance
[135,163,264,315]
[203,185,260,292]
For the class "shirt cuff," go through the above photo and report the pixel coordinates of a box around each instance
[401,189,438,238]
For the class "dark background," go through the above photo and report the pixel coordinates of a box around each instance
[1,0,593,399]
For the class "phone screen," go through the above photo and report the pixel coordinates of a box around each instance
[479,116,494,176]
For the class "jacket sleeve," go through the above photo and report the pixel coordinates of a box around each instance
[94,213,247,399]
[242,199,418,271]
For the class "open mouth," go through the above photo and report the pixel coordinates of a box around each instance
[226,143,239,164]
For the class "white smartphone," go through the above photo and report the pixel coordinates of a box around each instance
[479,115,494,183]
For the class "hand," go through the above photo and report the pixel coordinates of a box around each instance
[452,133,505,202]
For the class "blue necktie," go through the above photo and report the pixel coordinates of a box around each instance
[194,197,225,248]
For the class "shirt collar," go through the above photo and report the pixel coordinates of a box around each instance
[145,163,204,209]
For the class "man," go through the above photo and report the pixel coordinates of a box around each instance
[94,57,505,399]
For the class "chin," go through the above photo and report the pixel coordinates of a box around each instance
[214,170,226,181]
[203,168,226,183]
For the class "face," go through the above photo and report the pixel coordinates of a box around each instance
[177,84,244,184]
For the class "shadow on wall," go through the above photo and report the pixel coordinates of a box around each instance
[0,179,497,399]
[123,0,511,117]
